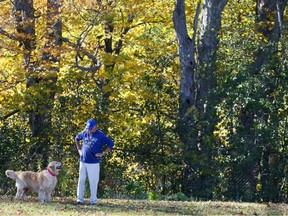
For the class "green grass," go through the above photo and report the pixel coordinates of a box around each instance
[0,195,287,215]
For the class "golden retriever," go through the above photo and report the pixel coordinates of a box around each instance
[5,161,62,203]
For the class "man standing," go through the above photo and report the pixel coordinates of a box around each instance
[75,118,114,205]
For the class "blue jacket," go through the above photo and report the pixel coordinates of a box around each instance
[75,129,114,163]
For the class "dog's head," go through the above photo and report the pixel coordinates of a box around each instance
[48,161,62,175]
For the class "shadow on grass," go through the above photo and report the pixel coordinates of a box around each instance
[57,197,194,215]
[1,195,195,215]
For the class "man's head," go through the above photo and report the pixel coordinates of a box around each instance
[86,118,97,132]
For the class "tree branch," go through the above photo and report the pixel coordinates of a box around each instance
[62,36,102,71]
[1,109,20,120]
[0,28,18,41]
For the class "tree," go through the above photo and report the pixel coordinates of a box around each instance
[250,0,287,202]
[214,0,287,202]
[173,0,228,198]
[14,0,62,168]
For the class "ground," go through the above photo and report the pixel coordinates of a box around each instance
[0,195,287,215]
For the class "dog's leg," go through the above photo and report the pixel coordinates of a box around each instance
[19,189,25,199]
[21,188,28,199]
[15,188,22,199]
[46,191,52,203]
[16,188,25,199]
[15,181,25,199]
[38,190,45,203]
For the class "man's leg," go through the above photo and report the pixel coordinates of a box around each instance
[87,163,100,204]
[77,162,87,204]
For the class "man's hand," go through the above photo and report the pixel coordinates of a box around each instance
[95,152,105,158]
[95,148,111,158]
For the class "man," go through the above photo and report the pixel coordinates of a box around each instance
[75,118,114,205]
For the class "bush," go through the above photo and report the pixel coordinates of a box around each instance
[148,190,159,200]
[177,192,189,201]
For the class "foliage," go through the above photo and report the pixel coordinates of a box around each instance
[0,0,287,203]
[214,0,288,202]
[0,0,181,199]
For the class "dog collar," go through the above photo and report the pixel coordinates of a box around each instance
[48,168,56,177]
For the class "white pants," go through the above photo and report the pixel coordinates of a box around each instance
[77,162,100,204]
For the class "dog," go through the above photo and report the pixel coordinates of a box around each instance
[5,161,62,203]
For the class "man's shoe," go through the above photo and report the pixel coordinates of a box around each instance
[90,203,97,205]
[77,201,83,205]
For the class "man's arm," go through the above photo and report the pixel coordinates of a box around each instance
[95,147,111,158]
[95,135,114,158]
[75,140,82,155]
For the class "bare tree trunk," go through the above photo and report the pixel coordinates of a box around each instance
[173,0,227,198]
[195,0,227,112]
[173,0,198,197]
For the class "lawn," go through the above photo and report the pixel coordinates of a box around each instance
[0,195,287,215]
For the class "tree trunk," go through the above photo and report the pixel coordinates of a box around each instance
[96,14,133,131]
[13,0,36,67]
[195,0,227,112]
[173,0,227,198]
[173,0,198,197]
[14,0,62,168]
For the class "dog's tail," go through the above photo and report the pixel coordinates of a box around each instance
[5,170,17,180]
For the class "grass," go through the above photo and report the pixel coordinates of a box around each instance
[0,195,288,215]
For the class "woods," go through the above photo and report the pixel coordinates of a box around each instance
[0,0,287,203]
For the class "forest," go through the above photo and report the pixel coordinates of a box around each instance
[0,0,287,203]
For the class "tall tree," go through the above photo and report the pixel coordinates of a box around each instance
[13,0,62,167]
[252,0,287,202]
[214,0,287,202]
[173,0,227,197]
